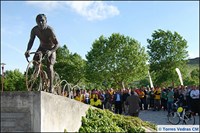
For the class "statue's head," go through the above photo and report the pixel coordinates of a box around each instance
[36,14,47,30]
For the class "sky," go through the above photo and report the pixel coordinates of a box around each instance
[1,1,199,74]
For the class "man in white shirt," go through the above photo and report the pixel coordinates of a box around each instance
[190,85,199,116]
[114,89,123,114]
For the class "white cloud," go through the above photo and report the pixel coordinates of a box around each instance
[26,1,63,11]
[26,1,120,21]
[65,1,120,21]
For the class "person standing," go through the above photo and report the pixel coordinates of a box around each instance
[185,86,192,110]
[125,90,141,117]
[122,88,130,114]
[153,86,161,111]
[136,87,146,110]
[161,87,168,111]
[149,87,155,109]
[190,86,200,116]
[167,87,174,116]
[113,89,123,114]
[84,90,90,104]
[104,89,112,111]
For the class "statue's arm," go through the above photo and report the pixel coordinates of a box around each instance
[26,28,36,51]
[50,28,59,52]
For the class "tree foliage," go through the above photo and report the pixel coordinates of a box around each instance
[183,77,196,86]
[86,33,148,88]
[0,69,26,91]
[190,68,199,85]
[54,45,86,85]
[147,29,189,86]
[56,45,70,62]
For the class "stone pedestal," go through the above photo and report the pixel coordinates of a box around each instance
[1,91,90,132]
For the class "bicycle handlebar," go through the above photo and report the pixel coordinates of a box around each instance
[26,52,41,62]
[174,100,189,110]
[26,51,49,63]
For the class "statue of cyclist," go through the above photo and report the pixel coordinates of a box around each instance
[25,14,59,93]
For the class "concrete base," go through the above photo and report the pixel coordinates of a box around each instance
[1,91,90,132]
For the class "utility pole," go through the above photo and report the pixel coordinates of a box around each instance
[1,63,6,92]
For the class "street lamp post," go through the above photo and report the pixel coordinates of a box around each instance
[1,63,6,92]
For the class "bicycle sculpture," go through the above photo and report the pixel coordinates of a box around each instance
[60,80,82,98]
[168,100,195,125]
[25,51,62,95]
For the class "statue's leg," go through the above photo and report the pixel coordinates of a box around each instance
[47,64,54,93]
[47,52,56,93]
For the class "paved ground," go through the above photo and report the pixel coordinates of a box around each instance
[138,109,199,125]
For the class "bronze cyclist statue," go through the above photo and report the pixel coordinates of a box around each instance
[25,14,59,93]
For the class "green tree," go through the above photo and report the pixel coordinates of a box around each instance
[86,33,148,88]
[138,77,150,88]
[190,68,199,85]
[183,77,196,86]
[56,44,70,62]
[1,69,26,91]
[54,45,86,85]
[147,29,188,86]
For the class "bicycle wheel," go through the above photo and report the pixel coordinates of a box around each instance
[53,72,62,95]
[40,70,49,92]
[168,111,180,125]
[26,60,41,91]
[184,112,195,125]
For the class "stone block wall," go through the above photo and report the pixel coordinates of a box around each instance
[1,91,90,132]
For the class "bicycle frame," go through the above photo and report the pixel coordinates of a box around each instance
[26,51,49,91]
[26,51,62,94]
[177,108,186,120]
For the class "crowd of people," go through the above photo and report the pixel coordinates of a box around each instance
[63,85,199,117]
